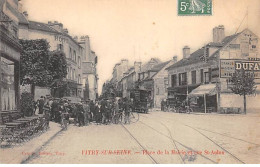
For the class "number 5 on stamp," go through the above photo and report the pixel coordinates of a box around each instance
[178,0,212,16]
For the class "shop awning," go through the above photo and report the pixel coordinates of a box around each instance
[188,84,217,97]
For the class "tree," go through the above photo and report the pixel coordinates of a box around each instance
[230,69,257,114]
[20,39,52,98]
[101,81,116,98]
[21,92,35,117]
[20,39,67,98]
[48,51,67,81]
[48,51,68,97]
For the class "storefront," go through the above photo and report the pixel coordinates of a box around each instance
[188,84,218,113]
[167,84,199,108]
[0,10,22,124]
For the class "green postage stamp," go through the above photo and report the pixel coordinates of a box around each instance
[178,0,212,16]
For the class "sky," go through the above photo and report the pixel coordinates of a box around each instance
[21,0,260,94]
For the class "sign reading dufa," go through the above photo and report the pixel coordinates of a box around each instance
[220,59,260,79]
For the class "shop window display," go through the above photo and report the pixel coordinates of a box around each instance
[0,57,16,111]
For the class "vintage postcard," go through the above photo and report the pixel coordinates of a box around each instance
[0,0,260,165]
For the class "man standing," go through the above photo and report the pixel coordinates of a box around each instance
[89,100,95,122]
[100,99,107,124]
[43,101,51,128]
[82,101,90,126]
[51,98,59,122]
[95,102,101,124]
[161,99,165,111]
[77,103,85,127]
[38,96,45,114]
[124,98,130,124]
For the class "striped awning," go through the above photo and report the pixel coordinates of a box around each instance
[188,84,217,97]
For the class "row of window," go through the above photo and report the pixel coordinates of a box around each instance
[57,44,81,68]
[67,67,81,84]
[171,68,217,87]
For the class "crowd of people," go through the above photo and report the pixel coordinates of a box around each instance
[33,96,135,128]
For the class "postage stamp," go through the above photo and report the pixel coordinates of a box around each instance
[178,0,212,16]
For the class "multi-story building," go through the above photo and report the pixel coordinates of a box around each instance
[120,58,161,99]
[18,7,98,101]
[166,25,260,113]
[111,59,129,97]
[0,0,22,124]
[152,56,178,108]
[112,59,129,83]
[19,17,84,99]
[78,36,98,101]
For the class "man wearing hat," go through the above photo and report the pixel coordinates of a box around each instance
[82,100,90,126]
[77,102,85,127]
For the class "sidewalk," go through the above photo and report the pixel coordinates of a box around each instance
[0,122,62,164]
[150,108,260,116]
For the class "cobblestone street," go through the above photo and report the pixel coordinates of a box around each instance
[24,111,260,164]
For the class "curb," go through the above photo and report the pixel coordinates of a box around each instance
[20,127,64,164]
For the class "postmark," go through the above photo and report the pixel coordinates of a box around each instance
[178,0,212,16]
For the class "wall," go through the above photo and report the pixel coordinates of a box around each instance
[219,29,260,110]
[87,74,96,100]
[35,86,51,100]
[153,60,176,108]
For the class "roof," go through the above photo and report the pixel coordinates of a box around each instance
[166,48,205,70]
[150,60,170,72]
[27,20,83,47]
[141,58,161,72]
[18,12,29,24]
[5,2,28,24]
[166,32,241,71]
[121,66,135,80]
[148,60,171,79]
[28,21,58,33]
[209,32,242,60]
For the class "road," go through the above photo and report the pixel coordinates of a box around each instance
[26,111,260,164]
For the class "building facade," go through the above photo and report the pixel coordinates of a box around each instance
[19,18,84,99]
[166,26,260,113]
[0,0,22,124]
[78,36,98,101]
[120,58,161,99]
[111,59,129,97]
[152,56,177,108]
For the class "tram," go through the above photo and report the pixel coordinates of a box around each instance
[130,89,150,113]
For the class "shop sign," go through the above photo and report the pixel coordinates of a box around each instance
[0,42,20,61]
[220,59,260,79]
[55,35,68,44]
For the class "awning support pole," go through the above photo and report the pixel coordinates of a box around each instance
[204,93,207,113]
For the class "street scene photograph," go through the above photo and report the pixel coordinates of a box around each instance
[0,0,260,165]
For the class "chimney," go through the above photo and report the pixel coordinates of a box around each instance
[73,36,78,41]
[149,58,157,68]
[121,59,128,64]
[63,28,68,34]
[173,56,178,63]
[49,21,63,32]
[22,11,28,19]
[80,35,89,42]
[183,46,190,59]
[121,59,129,74]
[134,61,142,73]
[213,25,225,43]
[18,1,23,13]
